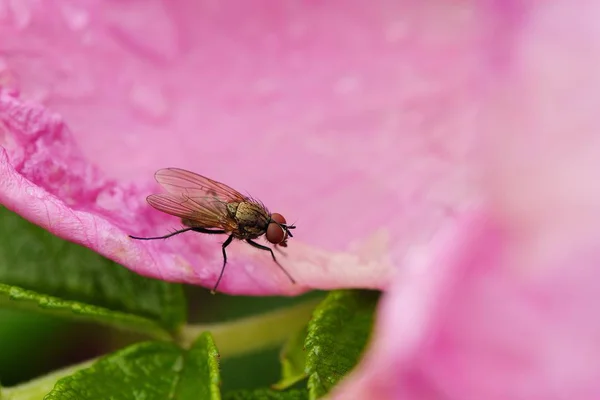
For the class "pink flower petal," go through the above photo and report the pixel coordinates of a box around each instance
[0,89,392,294]
[331,2,600,398]
[0,1,478,294]
[332,210,600,400]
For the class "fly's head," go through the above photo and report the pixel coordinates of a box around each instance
[266,213,296,247]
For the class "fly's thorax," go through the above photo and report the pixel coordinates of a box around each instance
[233,201,270,237]
[226,202,239,219]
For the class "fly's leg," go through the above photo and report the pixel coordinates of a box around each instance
[131,227,228,293]
[130,227,226,241]
[212,235,234,294]
[191,228,226,235]
[246,239,296,284]
[129,227,196,240]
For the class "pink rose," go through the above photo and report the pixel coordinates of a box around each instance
[4,1,599,398]
[0,0,472,295]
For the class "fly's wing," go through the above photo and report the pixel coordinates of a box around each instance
[154,168,247,202]
[146,193,236,230]
[146,168,247,231]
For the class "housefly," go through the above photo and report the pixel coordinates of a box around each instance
[129,168,296,293]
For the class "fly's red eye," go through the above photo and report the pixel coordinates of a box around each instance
[271,213,286,225]
[266,222,286,244]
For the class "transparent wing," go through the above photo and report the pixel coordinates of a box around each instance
[154,168,247,203]
[146,192,236,231]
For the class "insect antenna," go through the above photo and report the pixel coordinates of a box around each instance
[281,221,297,238]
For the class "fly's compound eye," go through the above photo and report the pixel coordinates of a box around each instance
[266,222,287,244]
[267,213,288,244]
[270,213,286,225]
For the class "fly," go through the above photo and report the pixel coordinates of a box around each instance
[129,168,296,294]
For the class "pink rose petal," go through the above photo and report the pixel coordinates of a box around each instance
[332,209,600,400]
[331,2,600,398]
[0,1,478,294]
[0,89,395,294]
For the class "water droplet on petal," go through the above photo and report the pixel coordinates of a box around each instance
[106,2,181,62]
[8,0,32,29]
[0,2,8,22]
[52,63,96,100]
[128,82,170,123]
[385,21,408,43]
[334,75,361,95]
[0,58,18,91]
[60,3,89,31]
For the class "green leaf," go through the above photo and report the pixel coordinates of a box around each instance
[305,290,380,399]
[224,388,308,400]
[44,332,221,400]
[0,207,186,335]
[177,332,221,399]
[0,283,172,340]
[272,326,308,390]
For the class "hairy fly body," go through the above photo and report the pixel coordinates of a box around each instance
[130,168,296,293]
